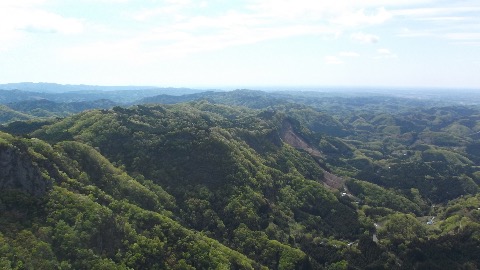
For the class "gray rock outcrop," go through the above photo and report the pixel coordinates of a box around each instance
[0,145,51,196]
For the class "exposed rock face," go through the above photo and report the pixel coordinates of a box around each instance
[0,145,51,196]
[281,121,323,158]
[281,120,345,189]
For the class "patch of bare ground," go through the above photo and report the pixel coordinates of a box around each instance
[323,171,345,189]
[280,121,345,189]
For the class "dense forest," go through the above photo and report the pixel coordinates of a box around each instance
[1,86,480,269]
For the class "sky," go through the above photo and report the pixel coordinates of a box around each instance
[0,0,479,89]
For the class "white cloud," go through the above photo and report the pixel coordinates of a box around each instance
[392,3,480,42]
[332,7,392,26]
[324,51,360,65]
[62,22,337,64]
[0,0,47,8]
[351,32,379,43]
[456,42,480,46]
[131,0,205,21]
[397,27,435,38]
[123,0,415,60]
[246,0,434,21]
[247,1,341,20]
[414,16,469,22]
[10,0,470,66]
[124,0,400,60]
[106,0,480,63]
[398,28,480,43]
[61,40,147,65]
[22,10,84,34]
[0,1,83,51]
[375,48,397,59]
[325,56,343,65]
[444,33,480,41]
[392,7,480,17]
[132,7,178,21]
[79,0,129,2]
[339,51,360,57]
[378,48,390,54]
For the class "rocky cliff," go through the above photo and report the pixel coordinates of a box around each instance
[0,144,51,196]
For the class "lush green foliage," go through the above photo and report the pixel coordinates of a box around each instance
[1,89,480,269]
[0,132,261,269]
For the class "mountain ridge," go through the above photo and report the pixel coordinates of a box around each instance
[0,89,479,268]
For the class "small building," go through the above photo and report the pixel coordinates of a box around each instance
[427,217,435,225]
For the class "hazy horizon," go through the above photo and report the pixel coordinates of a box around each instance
[2,82,480,93]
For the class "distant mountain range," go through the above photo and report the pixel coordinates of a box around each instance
[0,83,220,104]
[0,82,158,93]
[0,82,214,95]
[1,84,480,125]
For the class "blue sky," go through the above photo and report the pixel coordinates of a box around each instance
[1,0,479,89]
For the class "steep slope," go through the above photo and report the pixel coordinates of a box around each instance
[32,102,362,267]
[0,131,264,269]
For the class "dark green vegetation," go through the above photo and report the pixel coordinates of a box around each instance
[1,86,480,269]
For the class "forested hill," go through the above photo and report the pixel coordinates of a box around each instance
[1,91,480,269]
[0,131,262,269]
